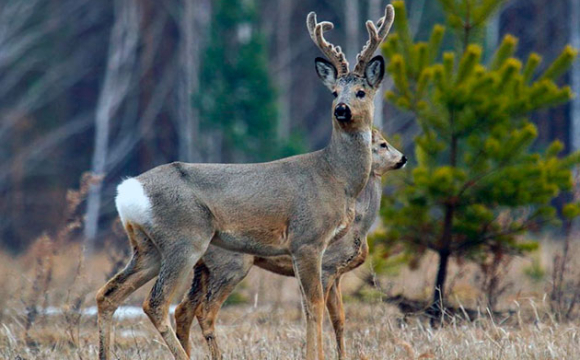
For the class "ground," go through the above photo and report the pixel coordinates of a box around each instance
[1,241,580,359]
[2,301,580,359]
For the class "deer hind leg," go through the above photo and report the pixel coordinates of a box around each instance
[197,300,223,360]
[143,231,211,360]
[198,262,252,360]
[175,261,209,357]
[176,253,252,360]
[96,223,161,360]
[326,277,346,360]
[293,245,325,360]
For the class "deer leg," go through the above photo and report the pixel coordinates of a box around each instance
[143,243,202,360]
[293,246,325,360]
[326,278,346,360]
[175,262,209,357]
[197,269,249,360]
[197,294,226,360]
[176,253,252,360]
[97,224,161,360]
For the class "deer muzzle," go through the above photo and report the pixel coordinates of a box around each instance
[395,155,407,169]
[334,103,352,122]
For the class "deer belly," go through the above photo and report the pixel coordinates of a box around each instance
[212,227,290,257]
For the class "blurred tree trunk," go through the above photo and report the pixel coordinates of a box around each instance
[84,0,140,249]
[176,0,210,162]
[276,0,292,140]
[571,0,580,235]
[345,0,360,66]
[409,0,427,35]
[571,0,580,152]
[369,0,384,129]
[176,0,200,162]
[486,12,500,58]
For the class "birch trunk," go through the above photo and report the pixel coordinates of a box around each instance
[84,0,140,249]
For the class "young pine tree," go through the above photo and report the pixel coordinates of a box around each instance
[198,0,279,162]
[377,0,580,316]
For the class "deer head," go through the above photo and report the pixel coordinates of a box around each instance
[307,5,394,132]
[371,129,407,175]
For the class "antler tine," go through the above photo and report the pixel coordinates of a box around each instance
[307,12,349,76]
[353,4,395,75]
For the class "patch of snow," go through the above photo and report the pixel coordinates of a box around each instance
[42,305,177,320]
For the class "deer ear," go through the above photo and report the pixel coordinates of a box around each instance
[365,55,385,88]
[315,57,338,91]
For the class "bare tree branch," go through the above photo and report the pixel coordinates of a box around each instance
[106,56,178,173]
[0,113,93,191]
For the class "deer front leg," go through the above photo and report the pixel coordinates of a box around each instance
[326,278,346,360]
[293,245,325,360]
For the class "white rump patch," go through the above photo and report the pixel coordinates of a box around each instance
[115,178,153,226]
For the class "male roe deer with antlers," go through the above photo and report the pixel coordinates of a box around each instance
[174,130,406,360]
[96,5,394,360]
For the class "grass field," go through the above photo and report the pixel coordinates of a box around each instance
[1,240,580,359]
[2,300,580,359]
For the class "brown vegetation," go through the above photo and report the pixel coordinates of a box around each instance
[1,235,580,359]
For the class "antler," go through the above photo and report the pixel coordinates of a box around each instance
[352,4,395,76]
[307,12,349,76]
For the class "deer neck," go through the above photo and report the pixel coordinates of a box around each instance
[323,124,372,198]
[355,174,383,234]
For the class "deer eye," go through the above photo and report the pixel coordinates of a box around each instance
[356,90,366,98]
[332,91,338,98]
[380,143,388,149]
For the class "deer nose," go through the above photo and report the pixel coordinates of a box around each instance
[395,155,407,169]
[334,103,351,122]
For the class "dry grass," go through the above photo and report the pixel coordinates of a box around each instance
[1,239,580,359]
[2,296,580,359]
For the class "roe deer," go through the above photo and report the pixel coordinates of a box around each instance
[174,130,406,360]
[96,5,394,360]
